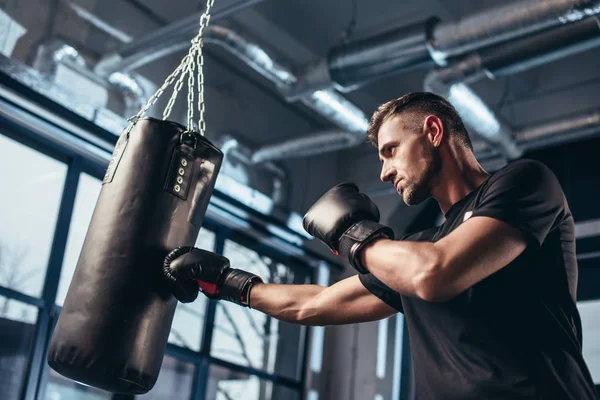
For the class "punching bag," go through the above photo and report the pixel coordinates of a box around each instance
[47,118,223,393]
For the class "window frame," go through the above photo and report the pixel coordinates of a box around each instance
[0,90,315,400]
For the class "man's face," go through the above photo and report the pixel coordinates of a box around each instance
[377,115,441,206]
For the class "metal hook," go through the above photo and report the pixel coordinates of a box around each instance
[180,130,198,150]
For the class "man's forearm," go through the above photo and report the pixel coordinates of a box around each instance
[249,283,325,325]
[361,238,440,300]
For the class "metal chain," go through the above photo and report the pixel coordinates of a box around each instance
[129,58,187,123]
[128,0,216,136]
[162,52,192,120]
[186,47,196,130]
[195,0,215,135]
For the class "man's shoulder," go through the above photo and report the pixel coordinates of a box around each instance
[486,159,559,191]
[495,159,554,179]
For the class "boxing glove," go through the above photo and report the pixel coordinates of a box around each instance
[303,183,394,273]
[163,247,263,306]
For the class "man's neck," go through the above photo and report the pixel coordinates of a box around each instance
[432,151,490,214]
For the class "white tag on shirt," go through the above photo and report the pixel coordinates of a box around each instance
[463,211,473,222]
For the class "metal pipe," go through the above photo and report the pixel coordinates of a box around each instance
[94,0,266,77]
[516,110,600,150]
[287,0,600,96]
[32,40,87,76]
[481,16,600,77]
[107,72,148,118]
[444,82,522,159]
[475,110,600,162]
[327,19,436,92]
[95,22,369,162]
[428,16,600,87]
[424,17,600,159]
[30,40,148,119]
[430,0,600,62]
[251,130,363,164]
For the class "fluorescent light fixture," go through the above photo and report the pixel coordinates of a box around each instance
[377,318,389,379]
[448,83,501,140]
[311,89,369,132]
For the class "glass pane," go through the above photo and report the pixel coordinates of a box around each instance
[136,355,195,400]
[207,364,301,400]
[44,368,112,400]
[578,299,600,384]
[211,240,307,380]
[56,173,102,306]
[0,296,39,400]
[0,134,66,297]
[168,230,216,351]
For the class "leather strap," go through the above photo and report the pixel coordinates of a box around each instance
[339,220,394,273]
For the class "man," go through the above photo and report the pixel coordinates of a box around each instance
[163,92,597,399]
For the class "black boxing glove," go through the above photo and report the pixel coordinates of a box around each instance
[303,183,394,274]
[163,247,263,306]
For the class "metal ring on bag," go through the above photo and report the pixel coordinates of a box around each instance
[124,116,139,139]
[180,130,197,150]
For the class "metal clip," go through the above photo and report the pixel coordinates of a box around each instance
[179,130,198,150]
[124,116,139,139]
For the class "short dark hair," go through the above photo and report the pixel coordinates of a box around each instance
[366,92,472,150]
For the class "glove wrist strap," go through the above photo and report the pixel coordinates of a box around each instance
[219,269,264,307]
[339,220,394,274]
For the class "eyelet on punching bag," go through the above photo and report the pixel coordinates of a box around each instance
[47,0,222,394]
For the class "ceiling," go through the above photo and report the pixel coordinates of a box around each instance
[4,0,600,234]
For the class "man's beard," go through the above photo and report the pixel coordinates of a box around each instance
[402,149,441,206]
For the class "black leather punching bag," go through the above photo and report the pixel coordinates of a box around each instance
[47,117,223,394]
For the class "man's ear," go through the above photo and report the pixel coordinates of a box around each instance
[423,115,444,147]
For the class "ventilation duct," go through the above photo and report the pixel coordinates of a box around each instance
[106,72,148,118]
[251,130,363,164]
[286,0,600,98]
[31,40,149,120]
[94,0,266,76]
[95,24,369,162]
[217,136,289,207]
[475,110,600,162]
[425,16,600,159]
[426,17,600,88]
[91,0,600,163]
[32,40,87,76]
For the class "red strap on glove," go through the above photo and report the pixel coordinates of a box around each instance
[197,280,219,295]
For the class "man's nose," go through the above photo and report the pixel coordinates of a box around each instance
[380,163,395,183]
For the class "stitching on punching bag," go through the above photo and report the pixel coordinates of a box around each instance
[103,134,129,185]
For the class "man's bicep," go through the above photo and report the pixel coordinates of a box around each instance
[433,216,528,299]
[314,275,398,325]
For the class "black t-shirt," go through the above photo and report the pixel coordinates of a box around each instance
[360,159,597,400]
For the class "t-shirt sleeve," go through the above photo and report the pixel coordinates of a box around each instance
[359,272,404,313]
[471,160,565,247]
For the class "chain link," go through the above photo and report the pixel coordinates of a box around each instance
[128,0,216,136]
[195,0,214,135]
[186,48,196,130]
[162,52,193,120]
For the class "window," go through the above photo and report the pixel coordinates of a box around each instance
[578,299,600,384]
[206,364,300,400]
[0,134,66,298]
[211,240,307,380]
[0,296,39,400]
[168,229,216,351]
[136,355,195,400]
[56,173,102,306]
[44,367,112,400]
